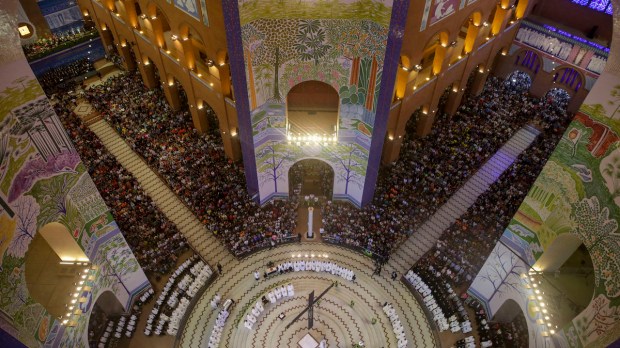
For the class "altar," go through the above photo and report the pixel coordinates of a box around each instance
[298,333,319,348]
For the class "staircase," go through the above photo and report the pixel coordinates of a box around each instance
[89,120,234,267]
[390,125,541,274]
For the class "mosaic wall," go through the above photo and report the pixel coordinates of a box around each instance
[468,73,620,348]
[0,5,149,347]
[237,0,394,205]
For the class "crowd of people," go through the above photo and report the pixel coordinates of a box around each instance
[84,72,299,256]
[22,28,98,60]
[409,90,570,347]
[322,76,556,257]
[52,93,189,275]
[39,58,95,94]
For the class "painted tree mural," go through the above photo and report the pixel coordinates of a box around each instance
[242,19,299,102]
[96,233,142,300]
[294,20,331,66]
[7,196,39,259]
[477,244,525,304]
[607,84,620,120]
[571,196,620,298]
[574,294,620,342]
[327,143,366,194]
[257,142,300,192]
[600,147,620,206]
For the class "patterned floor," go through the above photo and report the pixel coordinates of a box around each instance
[87,114,539,347]
[179,243,435,348]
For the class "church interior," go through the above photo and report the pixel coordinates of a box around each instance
[1,0,620,347]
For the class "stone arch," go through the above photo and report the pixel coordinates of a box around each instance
[288,158,335,199]
[419,30,450,77]
[25,223,90,320]
[178,22,208,71]
[87,290,125,346]
[531,233,596,329]
[144,2,173,49]
[493,298,527,324]
[512,48,542,74]
[286,80,339,139]
[552,65,586,92]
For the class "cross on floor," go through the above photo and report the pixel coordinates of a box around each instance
[286,282,335,330]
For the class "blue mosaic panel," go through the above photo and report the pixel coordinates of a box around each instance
[200,0,209,26]
[571,0,613,13]
[174,0,200,20]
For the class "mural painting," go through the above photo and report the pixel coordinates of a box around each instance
[421,0,459,30]
[174,0,200,21]
[238,0,393,205]
[468,73,620,348]
[0,6,149,347]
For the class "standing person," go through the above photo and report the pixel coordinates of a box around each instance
[217,262,223,274]
[254,270,260,281]
[391,271,398,280]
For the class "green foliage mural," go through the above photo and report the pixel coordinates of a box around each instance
[294,20,331,66]
[239,0,392,203]
[0,45,148,348]
[469,74,620,348]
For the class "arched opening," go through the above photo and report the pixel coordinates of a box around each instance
[514,49,541,74]
[490,47,508,71]
[531,234,595,329]
[88,290,125,348]
[144,4,172,51]
[553,67,583,92]
[197,99,220,132]
[288,159,334,200]
[449,19,470,65]
[415,31,449,86]
[462,68,479,98]
[505,70,532,94]
[99,23,116,54]
[437,86,452,114]
[491,299,529,347]
[544,87,572,110]
[286,81,339,140]
[404,107,423,138]
[25,223,92,322]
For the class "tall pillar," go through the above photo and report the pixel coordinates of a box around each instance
[464,23,481,54]
[470,69,490,97]
[118,44,136,71]
[188,95,209,133]
[138,63,158,89]
[433,46,447,75]
[515,0,529,19]
[150,18,165,49]
[99,26,114,52]
[122,0,138,28]
[491,6,508,36]
[445,89,464,116]
[394,68,408,99]
[163,83,181,111]
[416,112,435,136]
[218,64,233,98]
[181,39,195,70]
